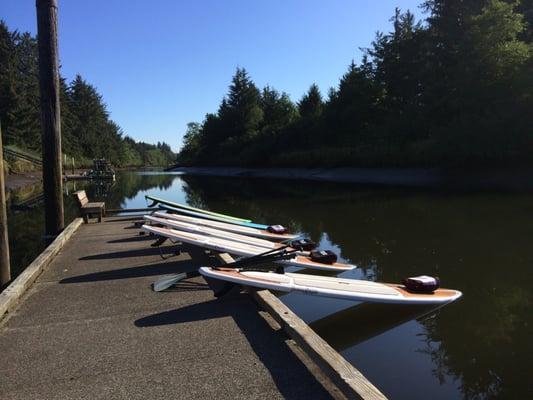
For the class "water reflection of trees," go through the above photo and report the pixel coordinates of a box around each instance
[8,172,177,278]
[7,191,80,277]
[65,171,176,209]
[181,175,533,399]
[310,302,439,351]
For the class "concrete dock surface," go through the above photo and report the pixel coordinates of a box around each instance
[0,217,332,399]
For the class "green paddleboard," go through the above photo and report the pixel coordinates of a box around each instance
[145,195,251,223]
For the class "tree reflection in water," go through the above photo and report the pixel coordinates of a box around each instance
[181,175,533,399]
[6,171,177,277]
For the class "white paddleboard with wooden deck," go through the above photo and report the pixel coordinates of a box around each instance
[152,211,298,241]
[144,215,280,249]
[142,225,355,272]
[200,267,463,305]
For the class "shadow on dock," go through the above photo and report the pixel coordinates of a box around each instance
[107,235,154,244]
[60,259,197,283]
[0,216,333,399]
[134,292,327,400]
[78,246,182,260]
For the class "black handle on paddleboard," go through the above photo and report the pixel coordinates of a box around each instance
[220,244,293,268]
[237,251,297,269]
[214,248,298,270]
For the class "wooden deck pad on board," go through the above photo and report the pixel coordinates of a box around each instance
[0,217,331,400]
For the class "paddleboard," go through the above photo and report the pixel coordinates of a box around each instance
[200,267,463,305]
[151,211,298,241]
[145,195,250,223]
[142,225,355,272]
[159,204,271,230]
[144,215,280,249]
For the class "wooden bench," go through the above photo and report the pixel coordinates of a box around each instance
[73,190,105,223]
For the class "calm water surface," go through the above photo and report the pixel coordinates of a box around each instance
[6,171,532,399]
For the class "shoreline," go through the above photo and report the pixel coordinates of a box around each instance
[5,171,42,192]
[170,166,533,191]
[5,168,85,193]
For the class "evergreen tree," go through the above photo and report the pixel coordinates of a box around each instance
[468,0,530,78]
[178,1,532,167]
[326,59,382,145]
[220,67,263,140]
[67,75,111,159]
[260,86,297,133]
[0,20,175,167]
[178,122,202,164]
[2,30,41,149]
[297,84,323,118]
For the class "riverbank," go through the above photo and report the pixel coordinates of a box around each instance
[4,168,97,193]
[170,166,533,191]
[4,171,42,192]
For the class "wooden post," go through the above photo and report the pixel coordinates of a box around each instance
[36,0,64,237]
[0,122,11,286]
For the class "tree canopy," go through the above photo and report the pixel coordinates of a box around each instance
[0,21,175,167]
[178,0,532,167]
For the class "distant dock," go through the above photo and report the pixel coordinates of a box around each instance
[0,216,386,399]
[64,174,115,181]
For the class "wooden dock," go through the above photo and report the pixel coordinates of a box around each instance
[0,216,386,400]
[64,174,115,181]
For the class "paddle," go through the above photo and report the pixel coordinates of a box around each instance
[152,245,296,292]
[213,248,297,271]
[152,271,201,292]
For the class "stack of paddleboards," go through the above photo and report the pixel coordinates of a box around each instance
[143,195,462,305]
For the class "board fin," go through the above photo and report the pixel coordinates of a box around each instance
[204,276,237,298]
[147,199,158,207]
[151,236,168,247]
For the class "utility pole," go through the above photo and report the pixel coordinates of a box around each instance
[0,122,11,286]
[36,0,64,237]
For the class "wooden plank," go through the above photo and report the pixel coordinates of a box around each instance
[216,252,236,265]
[0,122,11,286]
[214,253,387,400]
[84,202,104,207]
[106,207,163,214]
[0,217,83,321]
[73,191,86,207]
[82,207,103,213]
[2,147,43,166]
[253,290,387,400]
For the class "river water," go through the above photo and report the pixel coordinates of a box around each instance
[5,171,532,399]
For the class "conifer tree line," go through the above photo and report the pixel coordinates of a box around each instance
[0,21,175,167]
[178,0,533,167]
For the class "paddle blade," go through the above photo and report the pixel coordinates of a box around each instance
[152,271,200,292]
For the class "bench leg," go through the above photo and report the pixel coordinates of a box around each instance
[98,210,102,223]
[83,214,89,224]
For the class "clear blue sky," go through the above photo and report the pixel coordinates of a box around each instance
[1,0,424,151]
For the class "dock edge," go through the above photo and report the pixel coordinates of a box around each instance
[0,217,83,321]
[216,253,388,400]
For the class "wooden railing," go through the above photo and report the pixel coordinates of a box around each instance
[3,146,43,166]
